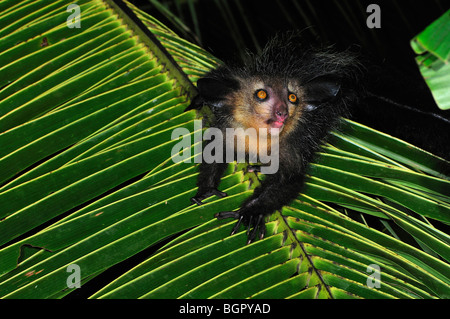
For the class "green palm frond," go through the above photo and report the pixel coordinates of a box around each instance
[411,9,450,110]
[0,0,449,299]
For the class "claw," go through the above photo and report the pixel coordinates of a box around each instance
[215,207,267,244]
[246,215,253,236]
[215,210,244,235]
[259,222,266,240]
[247,226,258,244]
[247,214,264,244]
[231,215,245,235]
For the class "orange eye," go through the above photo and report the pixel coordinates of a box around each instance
[288,93,298,103]
[255,89,268,100]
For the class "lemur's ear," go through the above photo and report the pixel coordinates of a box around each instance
[186,77,240,110]
[196,77,239,107]
[303,75,341,110]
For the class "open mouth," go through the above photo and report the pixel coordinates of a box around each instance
[272,121,284,128]
[264,118,286,131]
[270,120,284,129]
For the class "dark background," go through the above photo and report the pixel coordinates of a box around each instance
[65,0,449,298]
[131,0,450,160]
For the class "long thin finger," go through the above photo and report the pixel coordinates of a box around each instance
[190,197,204,205]
[215,211,240,219]
[212,189,228,198]
[259,220,266,240]
[231,215,245,235]
[247,215,263,244]
[246,215,253,236]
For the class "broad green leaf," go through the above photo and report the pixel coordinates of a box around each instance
[411,9,450,110]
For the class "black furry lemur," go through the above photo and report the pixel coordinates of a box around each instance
[186,33,361,244]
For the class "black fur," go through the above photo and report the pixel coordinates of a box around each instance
[187,33,362,243]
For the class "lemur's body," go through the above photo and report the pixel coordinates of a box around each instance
[187,33,361,243]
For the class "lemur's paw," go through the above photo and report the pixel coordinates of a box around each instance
[216,208,266,244]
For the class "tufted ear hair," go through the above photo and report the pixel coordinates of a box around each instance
[197,77,239,107]
[303,75,341,110]
[185,77,239,111]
